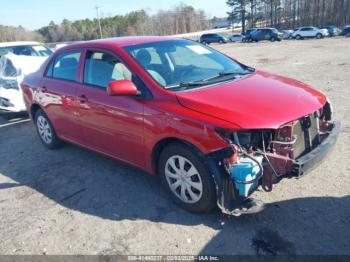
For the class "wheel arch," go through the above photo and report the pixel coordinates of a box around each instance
[151,137,204,175]
[30,103,42,120]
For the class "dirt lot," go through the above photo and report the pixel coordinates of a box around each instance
[0,37,349,255]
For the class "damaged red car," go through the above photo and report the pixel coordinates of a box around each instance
[21,37,340,215]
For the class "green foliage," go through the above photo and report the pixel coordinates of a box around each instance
[36,10,148,42]
[1,3,211,43]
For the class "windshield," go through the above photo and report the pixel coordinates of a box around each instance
[0,45,53,57]
[123,40,252,91]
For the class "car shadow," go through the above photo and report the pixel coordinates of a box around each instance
[0,123,349,254]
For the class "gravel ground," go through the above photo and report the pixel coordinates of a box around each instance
[0,37,349,256]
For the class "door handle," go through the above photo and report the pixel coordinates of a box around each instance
[40,86,47,93]
[78,94,88,103]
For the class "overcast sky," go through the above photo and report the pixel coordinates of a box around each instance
[0,0,229,30]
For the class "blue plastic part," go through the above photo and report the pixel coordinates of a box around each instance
[229,156,263,197]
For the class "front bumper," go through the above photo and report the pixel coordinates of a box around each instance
[292,121,341,176]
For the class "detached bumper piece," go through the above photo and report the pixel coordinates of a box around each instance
[292,121,341,176]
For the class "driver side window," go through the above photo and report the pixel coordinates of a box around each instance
[83,51,132,89]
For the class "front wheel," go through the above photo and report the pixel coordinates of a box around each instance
[295,35,302,40]
[159,143,217,213]
[35,109,63,149]
[316,33,323,39]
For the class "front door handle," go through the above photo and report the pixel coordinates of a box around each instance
[78,94,88,103]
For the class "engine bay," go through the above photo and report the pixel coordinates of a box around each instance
[213,102,337,216]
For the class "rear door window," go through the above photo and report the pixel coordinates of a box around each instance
[50,51,81,81]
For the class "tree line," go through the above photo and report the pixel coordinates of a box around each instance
[1,1,349,43]
[0,4,210,43]
[227,0,350,32]
[0,25,43,42]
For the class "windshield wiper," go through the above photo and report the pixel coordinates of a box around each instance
[219,68,255,77]
[168,67,255,90]
[178,72,245,89]
[178,80,209,88]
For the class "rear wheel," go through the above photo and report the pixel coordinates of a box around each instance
[35,109,63,149]
[159,143,217,213]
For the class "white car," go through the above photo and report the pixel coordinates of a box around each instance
[0,41,53,114]
[229,34,244,42]
[292,27,329,40]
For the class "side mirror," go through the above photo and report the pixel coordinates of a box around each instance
[107,80,138,96]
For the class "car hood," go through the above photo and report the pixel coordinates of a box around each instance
[176,70,327,129]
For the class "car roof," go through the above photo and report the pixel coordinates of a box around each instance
[59,36,181,51]
[0,41,42,47]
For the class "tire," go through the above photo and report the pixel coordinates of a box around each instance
[316,33,323,39]
[218,40,223,44]
[34,109,63,149]
[201,41,206,45]
[295,35,302,40]
[271,37,276,42]
[158,143,217,213]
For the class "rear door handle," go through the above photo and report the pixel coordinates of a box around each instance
[78,94,88,103]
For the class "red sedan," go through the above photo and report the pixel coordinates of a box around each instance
[21,37,340,216]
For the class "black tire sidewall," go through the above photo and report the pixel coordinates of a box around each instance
[158,143,217,213]
[35,109,62,149]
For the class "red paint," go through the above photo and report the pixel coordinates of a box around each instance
[21,37,328,175]
[107,80,138,96]
[176,70,327,129]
